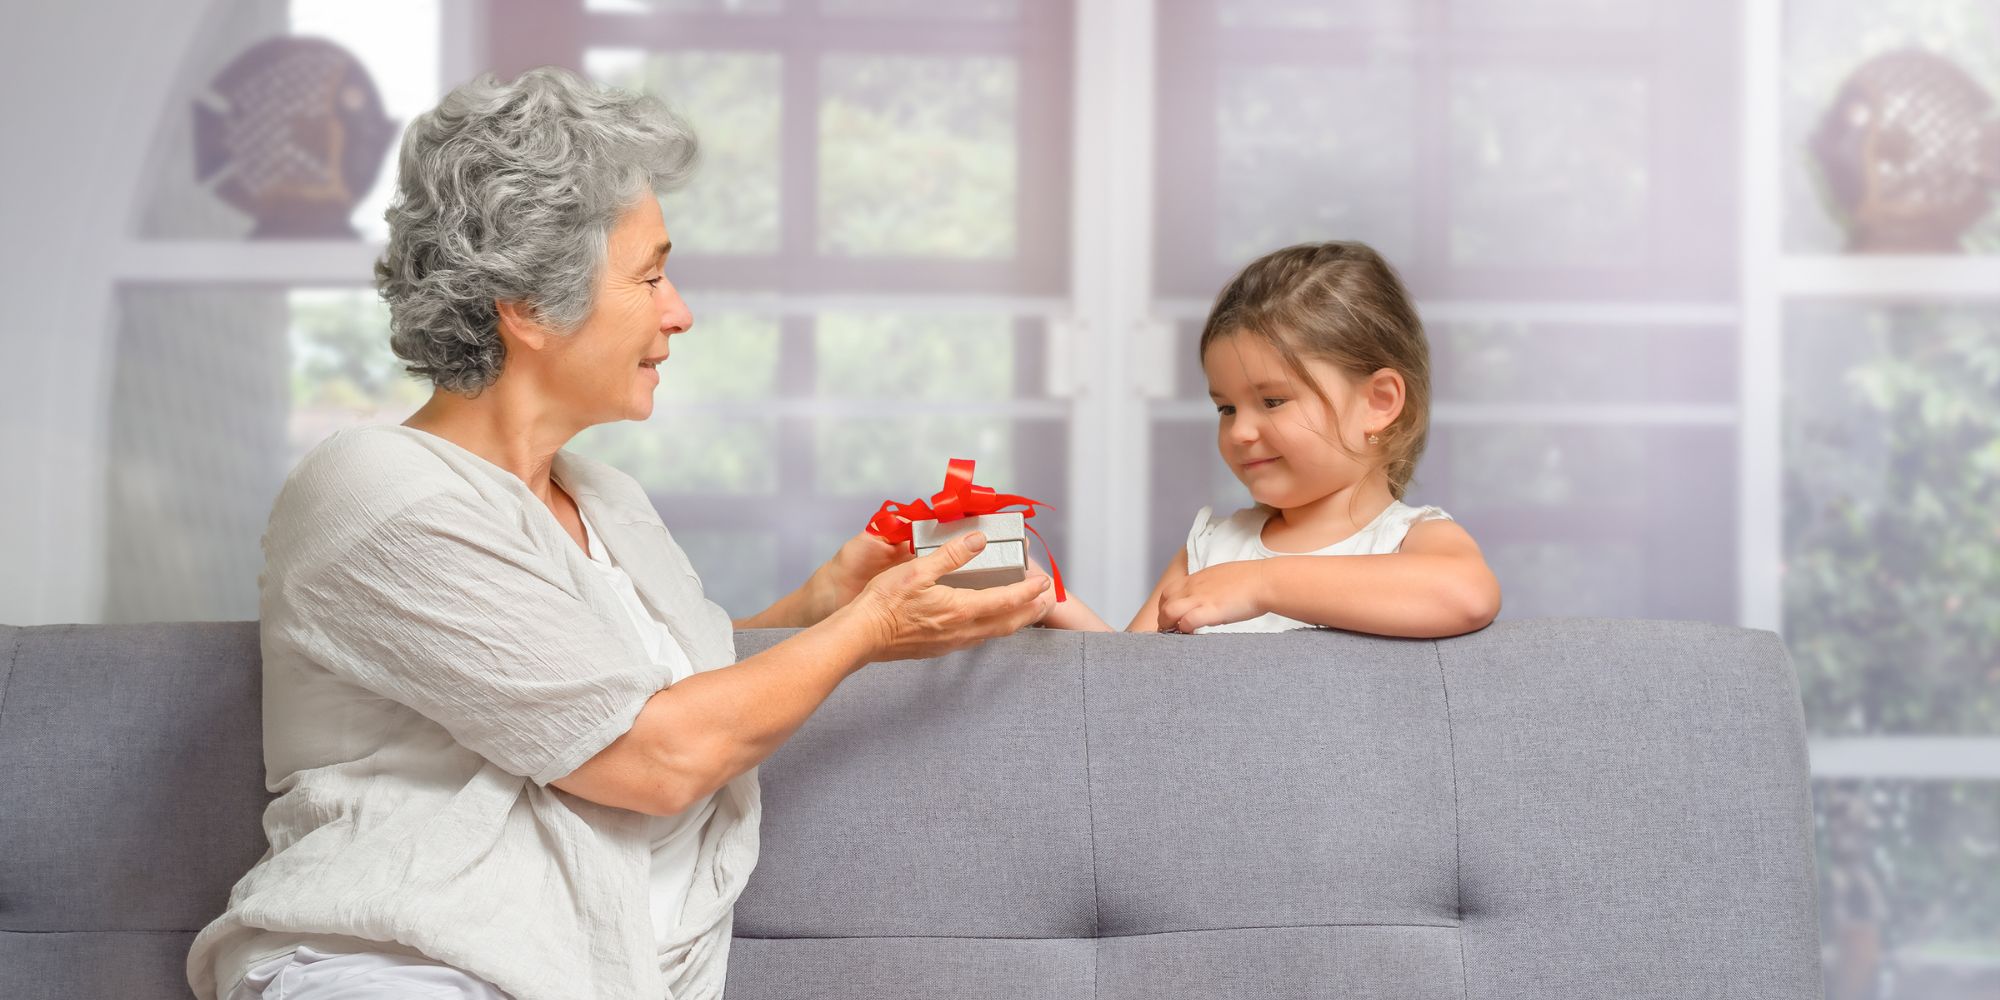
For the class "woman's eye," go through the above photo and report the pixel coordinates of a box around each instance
[645,275,664,288]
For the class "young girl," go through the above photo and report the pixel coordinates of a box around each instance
[1045,241,1500,638]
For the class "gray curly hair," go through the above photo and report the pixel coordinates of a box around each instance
[375,67,699,394]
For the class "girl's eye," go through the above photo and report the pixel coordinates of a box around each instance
[1262,397,1287,409]
[1215,404,1235,416]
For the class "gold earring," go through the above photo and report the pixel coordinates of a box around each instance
[1367,433,1381,445]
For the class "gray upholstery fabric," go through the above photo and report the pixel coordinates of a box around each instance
[1442,620,1823,998]
[725,937,1095,1000]
[730,628,1098,940]
[0,624,267,933]
[1096,926,1465,1000]
[1083,632,1458,936]
[1,620,1820,999]
[0,930,201,997]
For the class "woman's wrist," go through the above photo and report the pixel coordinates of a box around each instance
[813,593,893,669]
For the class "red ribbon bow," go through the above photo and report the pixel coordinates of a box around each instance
[865,458,1066,602]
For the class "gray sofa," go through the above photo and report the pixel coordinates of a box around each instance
[1,619,1822,999]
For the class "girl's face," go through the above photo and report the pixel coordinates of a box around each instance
[1203,331,1397,509]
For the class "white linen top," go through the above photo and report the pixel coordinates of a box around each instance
[1182,499,1454,633]
[186,425,761,1000]
[574,507,718,943]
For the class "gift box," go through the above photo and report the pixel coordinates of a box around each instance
[865,458,1066,601]
[911,511,1027,590]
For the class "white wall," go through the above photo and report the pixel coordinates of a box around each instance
[1,0,218,626]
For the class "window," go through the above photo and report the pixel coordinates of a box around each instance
[537,0,1077,608]
[1148,0,1740,620]
[98,4,1999,991]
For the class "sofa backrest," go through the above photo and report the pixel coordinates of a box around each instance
[0,619,1821,999]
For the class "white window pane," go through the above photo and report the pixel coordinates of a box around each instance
[287,288,426,466]
[819,0,1017,19]
[1449,69,1650,267]
[587,0,779,13]
[819,55,1018,258]
[1447,0,1653,32]
[1430,423,1735,621]
[1482,540,1647,617]
[572,414,780,494]
[1444,424,1653,507]
[289,0,442,242]
[815,312,1014,400]
[588,49,783,255]
[1146,417,1255,587]
[1433,322,1737,405]
[816,416,1015,496]
[1216,62,1416,265]
[1813,780,2000,998]
[567,313,779,494]
[661,311,781,400]
[1217,0,1416,32]
[1785,302,2000,736]
[676,530,780,619]
[109,287,292,623]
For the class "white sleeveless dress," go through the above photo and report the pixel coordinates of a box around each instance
[1181,500,1454,633]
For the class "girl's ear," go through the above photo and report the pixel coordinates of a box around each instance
[495,299,553,354]
[1363,367,1406,434]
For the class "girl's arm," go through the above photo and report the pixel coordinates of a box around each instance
[1123,548,1188,632]
[735,530,910,629]
[1034,548,1190,632]
[1156,519,1500,638]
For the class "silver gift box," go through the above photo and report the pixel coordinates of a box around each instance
[911,512,1028,589]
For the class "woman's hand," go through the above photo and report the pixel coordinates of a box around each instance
[1156,560,1269,633]
[805,530,914,623]
[842,532,1056,662]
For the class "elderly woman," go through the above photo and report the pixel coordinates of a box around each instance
[186,68,1054,1000]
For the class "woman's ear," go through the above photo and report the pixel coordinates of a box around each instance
[494,299,552,354]
[1363,367,1406,434]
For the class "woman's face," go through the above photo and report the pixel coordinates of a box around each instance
[544,192,692,425]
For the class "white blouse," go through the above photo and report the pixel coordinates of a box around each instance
[574,504,718,946]
[1182,499,1455,633]
[187,426,760,1000]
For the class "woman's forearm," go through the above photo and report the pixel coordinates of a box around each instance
[1256,554,1500,639]
[647,603,881,808]
[558,601,880,815]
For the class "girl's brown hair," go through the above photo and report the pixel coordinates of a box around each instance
[1198,241,1431,499]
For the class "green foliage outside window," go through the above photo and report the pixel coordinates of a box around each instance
[1786,304,2000,956]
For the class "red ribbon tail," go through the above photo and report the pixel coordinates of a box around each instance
[1024,523,1067,603]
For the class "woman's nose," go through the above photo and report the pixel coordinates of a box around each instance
[658,278,693,335]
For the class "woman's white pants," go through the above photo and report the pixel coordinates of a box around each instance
[227,946,514,999]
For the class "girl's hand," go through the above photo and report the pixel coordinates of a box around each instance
[1156,561,1269,633]
[809,530,914,622]
[1024,555,1113,631]
[845,532,1055,662]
